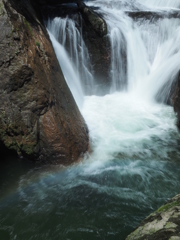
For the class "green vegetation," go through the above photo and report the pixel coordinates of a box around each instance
[35,41,40,48]
[23,19,33,35]
[156,201,180,213]
[0,3,3,15]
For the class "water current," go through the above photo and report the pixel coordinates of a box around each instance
[1,0,180,239]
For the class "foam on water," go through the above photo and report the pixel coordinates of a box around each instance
[82,92,179,162]
[1,0,180,239]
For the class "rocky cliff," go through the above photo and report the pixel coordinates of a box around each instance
[0,0,89,163]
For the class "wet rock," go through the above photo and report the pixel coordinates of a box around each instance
[173,74,180,128]
[0,0,89,163]
[37,0,79,6]
[126,194,180,240]
[81,21,111,94]
[126,10,180,20]
[77,0,107,37]
[76,2,111,94]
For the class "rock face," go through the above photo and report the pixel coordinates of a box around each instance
[0,0,89,163]
[78,2,111,94]
[77,1,107,37]
[126,194,180,240]
[173,74,180,128]
[37,0,78,6]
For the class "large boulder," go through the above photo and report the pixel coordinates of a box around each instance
[0,0,89,164]
[126,194,180,240]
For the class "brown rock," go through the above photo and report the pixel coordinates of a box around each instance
[0,0,89,163]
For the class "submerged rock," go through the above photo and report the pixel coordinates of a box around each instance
[0,0,89,163]
[126,10,180,20]
[126,194,180,240]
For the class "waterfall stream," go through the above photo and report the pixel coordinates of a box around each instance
[1,1,180,240]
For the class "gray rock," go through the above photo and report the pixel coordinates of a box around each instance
[126,194,180,240]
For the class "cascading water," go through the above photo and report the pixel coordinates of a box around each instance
[138,0,180,9]
[1,1,180,240]
[86,0,180,100]
[47,17,94,99]
[47,30,84,108]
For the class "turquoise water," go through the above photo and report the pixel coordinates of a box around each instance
[1,0,180,239]
[1,93,180,240]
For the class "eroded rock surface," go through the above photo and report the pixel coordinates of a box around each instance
[126,194,180,240]
[0,0,89,163]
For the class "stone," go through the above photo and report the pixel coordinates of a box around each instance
[0,0,89,163]
[126,194,180,240]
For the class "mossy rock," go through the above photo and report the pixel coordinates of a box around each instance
[126,194,180,240]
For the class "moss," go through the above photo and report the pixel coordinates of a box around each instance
[4,138,19,153]
[23,19,33,35]
[156,201,180,213]
[0,114,36,156]
[0,129,6,139]
[165,222,177,229]
[1,111,5,117]
[0,3,4,15]
[35,41,40,48]
[21,144,35,155]
[2,135,36,156]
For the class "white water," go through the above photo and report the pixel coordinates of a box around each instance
[137,0,180,9]
[2,3,180,240]
[47,17,94,99]
[47,31,84,108]
[86,1,180,99]
[47,0,180,162]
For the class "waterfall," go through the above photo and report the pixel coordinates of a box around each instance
[3,2,180,240]
[46,0,180,162]
[86,0,180,102]
[47,1,180,103]
[47,31,84,108]
[137,0,180,9]
[47,17,94,101]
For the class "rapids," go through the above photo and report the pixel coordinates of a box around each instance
[1,0,180,239]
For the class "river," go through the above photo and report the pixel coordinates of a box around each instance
[1,0,180,239]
